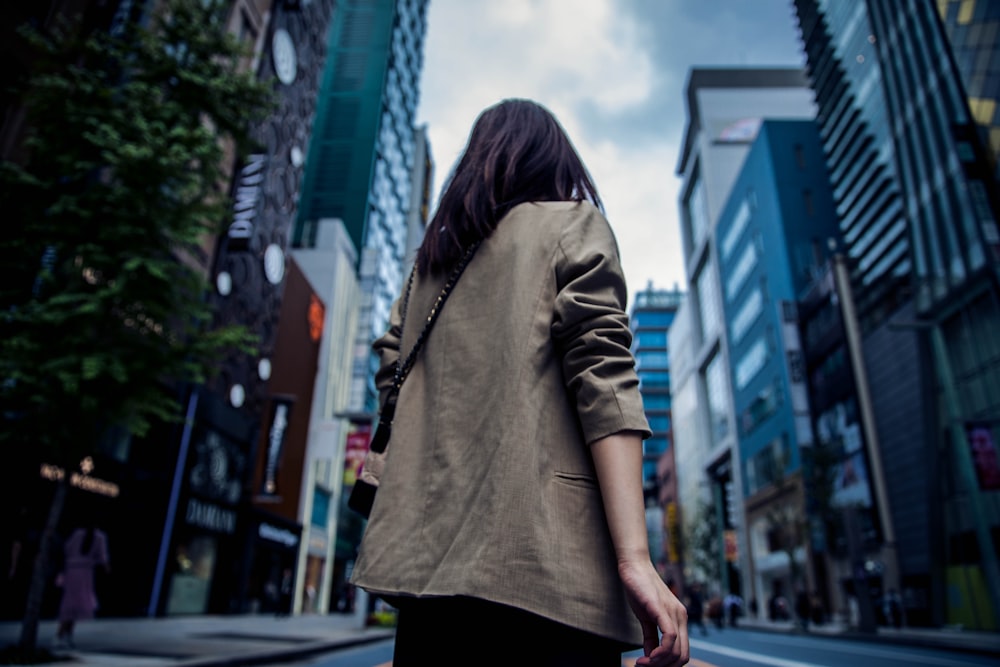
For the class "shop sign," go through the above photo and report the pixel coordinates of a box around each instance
[724,529,739,563]
[185,497,236,534]
[665,502,680,564]
[39,456,120,498]
[258,522,298,547]
[967,422,1000,491]
[227,154,266,246]
[343,424,371,487]
[261,397,294,496]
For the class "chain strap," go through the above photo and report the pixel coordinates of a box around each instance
[367,241,481,455]
[391,240,481,391]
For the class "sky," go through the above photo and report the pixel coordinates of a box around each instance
[415,0,807,302]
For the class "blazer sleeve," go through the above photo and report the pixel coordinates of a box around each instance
[372,294,404,408]
[551,205,652,445]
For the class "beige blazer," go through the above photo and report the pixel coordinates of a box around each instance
[350,201,651,646]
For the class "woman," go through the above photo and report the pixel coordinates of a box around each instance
[350,99,688,666]
[55,521,110,648]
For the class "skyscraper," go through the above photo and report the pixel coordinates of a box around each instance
[794,0,1000,629]
[715,119,840,617]
[672,66,815,594]
[630,284,684,579]
[293,0,430,415]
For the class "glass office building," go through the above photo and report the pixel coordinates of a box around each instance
[795,0,1000,629]
[630,285,684,582]
[672,66,816,596]
[294,0,430,414]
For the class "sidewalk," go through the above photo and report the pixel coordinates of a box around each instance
[735,616,1000,656]
[3,612,999,666]
[0,612,395,667]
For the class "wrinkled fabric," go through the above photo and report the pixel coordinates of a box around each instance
[350,201,651,646]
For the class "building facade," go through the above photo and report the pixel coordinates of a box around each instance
[672,67,816,600]
[169,0,339,617]
[794,0,1000,629]
[0,0,346,620]
[630,284,685,584]
[293,0,430,416]
[714,119,840,619]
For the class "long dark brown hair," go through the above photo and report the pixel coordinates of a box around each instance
[416,98,602,275]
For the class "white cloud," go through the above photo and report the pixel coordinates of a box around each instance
[418,0,676,297]
[416,0,803,299]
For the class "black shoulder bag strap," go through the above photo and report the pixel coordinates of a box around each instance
[367,239,481,455]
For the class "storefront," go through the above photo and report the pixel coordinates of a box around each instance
[243,511,301,614]
[156,390,257,616]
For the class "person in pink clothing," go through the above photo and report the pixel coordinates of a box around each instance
[55,522,110,648]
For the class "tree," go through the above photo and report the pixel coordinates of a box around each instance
[0,0,272,656]
[684,498,721,589]
[765,442,842,592]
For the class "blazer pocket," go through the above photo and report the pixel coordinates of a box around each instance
[553,471,598,489]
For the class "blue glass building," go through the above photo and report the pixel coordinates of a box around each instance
[630,285,685,581]
[715,119,840,613]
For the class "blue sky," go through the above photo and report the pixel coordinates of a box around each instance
[416,0,807,299]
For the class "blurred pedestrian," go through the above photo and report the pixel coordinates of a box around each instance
[685,582,708,637]
[276,568,293,617]
[809,592,824,626]
[707,594,724,630]
[54,521,110,648]
[795,589,811,632]
[350,98,689,667]
[882,588,903,628]
[724,592,743,628]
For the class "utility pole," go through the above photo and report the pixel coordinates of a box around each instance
[831,253,900,593]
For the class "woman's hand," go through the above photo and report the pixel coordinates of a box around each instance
[619,557,689,666]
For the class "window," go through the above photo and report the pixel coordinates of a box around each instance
[636,330,668,347]
[637,351,669,369]
[735,337,768,390]
[721,199,752,261]
[648,415,671,433]
[684,172,710,252]
[725,243,758,302]
[731,288,763,344]
[644,437,669,457]
[640,371,670,388]
[747,436,789,494]
[642,394,671,410]
[705,353,729,445]
[696,265,722,339]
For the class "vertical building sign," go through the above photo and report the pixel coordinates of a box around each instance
[343,423,371,487]
[966,422,1000,491]
[261,397,294,496]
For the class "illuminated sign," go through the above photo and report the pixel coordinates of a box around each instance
[261,398,293,496]
[308,294,325,342]
[185,497,236,534]
[39,457,120,498]
[258,522,298,547]
[724,529,739,563]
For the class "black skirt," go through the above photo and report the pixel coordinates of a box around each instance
[391,595,629,667]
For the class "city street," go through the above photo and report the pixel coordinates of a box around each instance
[260,628,1000,667]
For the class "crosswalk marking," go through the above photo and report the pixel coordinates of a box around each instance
[689,639,822,667]
[622,656,717,666]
